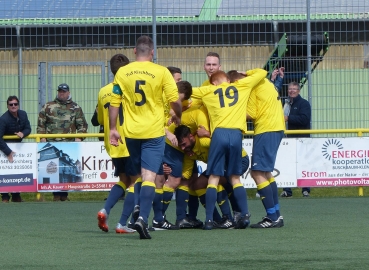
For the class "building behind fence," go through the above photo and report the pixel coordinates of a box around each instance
[0,0,369,140]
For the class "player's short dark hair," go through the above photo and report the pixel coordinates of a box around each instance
[177,81,192,100]
[206,52,220,63]
[209,70,229,85]
[227,70,246,83]
[174,125,191,142]
[167,66,182,76]
[110,54,130,75]
[7,95,19,105]
[135,35,154,56]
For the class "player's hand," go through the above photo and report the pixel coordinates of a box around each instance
[14,132,24,139]
[278,67,285,78]
[40,138,46,142]
[170,115,181,126]
[163,163,172,175]
[197,125,210,138]
[75,138,82,142]
[271,69,278,81]
[7,151,15,163]
[109,130,123,147]
[284,115,288,121]
[186,150,195,157]
[166,132,178,147]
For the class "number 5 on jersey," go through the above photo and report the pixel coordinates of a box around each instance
[135,80,147,106]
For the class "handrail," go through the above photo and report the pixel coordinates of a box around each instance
[3,133,104,142]
[3,128,369,141]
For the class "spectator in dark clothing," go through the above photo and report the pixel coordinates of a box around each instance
[0,96,31,202]
[281,82,311,197]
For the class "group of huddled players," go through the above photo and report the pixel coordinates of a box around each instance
[96,35,286,239]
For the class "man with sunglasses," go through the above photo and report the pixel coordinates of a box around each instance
[0,96,31,202]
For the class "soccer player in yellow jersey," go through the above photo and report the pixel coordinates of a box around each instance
[174,124,250,229]
[167,66,182,83]
[155,103,210,229]
[109,36,182,239]
[189,52,222,107]
[96,54,135,234]
[228,70,285,228]
[202,52,221,86]
[192,69,267,230]
[151,81,192,230]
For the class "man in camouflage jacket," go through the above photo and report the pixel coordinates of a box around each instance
[37,83,88,142]
[37,83,88,201]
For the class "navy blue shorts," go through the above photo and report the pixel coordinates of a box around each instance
[251,131,284,172]
[125,136,165,176]
[157,143,184,178]
[207,128,243,176]
[112,157,129,177]
[241,154,250,174]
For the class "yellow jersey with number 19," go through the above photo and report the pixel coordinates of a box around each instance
[97,83,129,158]
[111,61,179,139]
[192,68,267,134]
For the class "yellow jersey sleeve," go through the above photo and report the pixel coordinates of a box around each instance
[199,137,211,148]
[163,68,179,104]
[110,86,123,108]
[201,79,211,86]
[250,79,286,135]
[247,90,257,120]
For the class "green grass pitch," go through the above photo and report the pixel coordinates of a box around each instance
[1,197,368,269]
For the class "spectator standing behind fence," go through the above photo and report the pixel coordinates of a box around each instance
[281,82,311,198]
[37,83,88,201]
[0,96,31,203]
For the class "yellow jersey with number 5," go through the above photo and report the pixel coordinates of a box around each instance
[111,61,179,139]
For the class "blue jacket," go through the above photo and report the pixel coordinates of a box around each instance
[0,110,31,156]
[286,95,311,138]
[272,75,284,94]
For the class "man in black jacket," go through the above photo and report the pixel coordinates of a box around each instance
[0,96,31,202]
[281,82,311,197]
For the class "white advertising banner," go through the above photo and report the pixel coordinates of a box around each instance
[297,137,369,187]
[3,138,368,193]
[197,138,298,189]
[0,143,38,193]
[37,142,119,192]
